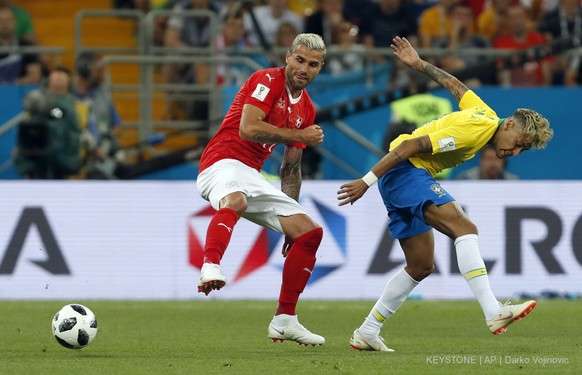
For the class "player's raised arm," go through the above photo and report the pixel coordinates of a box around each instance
[391,36,468,104]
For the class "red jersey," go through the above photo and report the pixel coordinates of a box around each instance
[493,31,551,86]
[199,67,317,172]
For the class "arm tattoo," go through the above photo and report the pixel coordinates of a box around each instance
[252,133,287,144]
[415,137,432,153]
[280,148,302,201]
[393,150,402,163]
[419,61,467,103]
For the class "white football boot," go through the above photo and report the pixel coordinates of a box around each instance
[349,329,394,352]
[197,263,227,295]
[267,314,325,346]
[486,300,537,335]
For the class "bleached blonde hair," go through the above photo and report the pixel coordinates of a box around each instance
[513,108,554,149]
[291,33,326,59]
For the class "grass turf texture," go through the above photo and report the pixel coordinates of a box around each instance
[0,300,579,375]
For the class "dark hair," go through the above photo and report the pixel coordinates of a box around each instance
[76,52,99,79]
[53,66,71,75]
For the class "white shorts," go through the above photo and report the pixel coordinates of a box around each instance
[197,159,308,233]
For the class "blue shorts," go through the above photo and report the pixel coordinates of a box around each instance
[378,161,455,239]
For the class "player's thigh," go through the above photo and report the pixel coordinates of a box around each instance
[423,201,477,239]
[197,159,257,210]
[278,214,319,239]
[242,182,315,234]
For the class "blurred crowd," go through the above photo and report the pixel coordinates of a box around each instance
[126,0,582,88]
[4,0,582,179]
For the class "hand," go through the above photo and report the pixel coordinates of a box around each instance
[337,179,369,206]
[281,235,294,257]
[301,124,324,147]
[390,36,421,69]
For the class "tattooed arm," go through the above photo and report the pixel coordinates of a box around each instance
[337,135,433,206]
[391,36,468,104]
[239,104,323,147]
[280,146,303,201]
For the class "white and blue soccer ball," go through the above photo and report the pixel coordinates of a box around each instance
[52,304,98,349]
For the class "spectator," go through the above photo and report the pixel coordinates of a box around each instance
[0,0,35,42]
[435,3,491,86]
[150,1,175,47]
[538,0,581,84]
[73,52,125,179]
[326,20,365,75]
[359,0,419,49]
[163,0,220,121]
[13,68,81,179]
[343,0,373,27]
[456,144,519,179]
[564,54,582,85]
[477,0,514,41]
[243,0,304,47]
[304,0,345,45]
[538,0,581,41]
[493,5,553,87]
[0,6,42,84]
[418,0,464,48]
[215,10,256,86]
[272,21,299,66]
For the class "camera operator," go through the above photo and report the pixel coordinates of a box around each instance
[13,67,81,179]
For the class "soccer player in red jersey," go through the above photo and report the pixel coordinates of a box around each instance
[196,33,326,346]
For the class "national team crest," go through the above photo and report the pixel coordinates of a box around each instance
[295,116,303,128]
[430,183,446,197]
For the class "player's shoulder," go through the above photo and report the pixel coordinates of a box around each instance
[250,67,285,85]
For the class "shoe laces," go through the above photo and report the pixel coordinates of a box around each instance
[500,299,512,307]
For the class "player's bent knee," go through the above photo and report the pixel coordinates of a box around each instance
[220,193,248,215]
[296,227,323,250]
[407,264,434,281]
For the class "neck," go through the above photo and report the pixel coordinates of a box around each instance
[286,81,300,99]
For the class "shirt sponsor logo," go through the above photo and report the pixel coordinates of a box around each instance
[251,84,270,102]
[438,136,456,152]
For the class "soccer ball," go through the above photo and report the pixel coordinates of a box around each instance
[52,304,98,349]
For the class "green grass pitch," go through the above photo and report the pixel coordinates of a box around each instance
[0,300,579,374]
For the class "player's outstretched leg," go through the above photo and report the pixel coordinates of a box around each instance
[349,329,394,352]
[197,263,227,296]
[350,268,418,352]
[198,207,238,296]
[486,300,537,335]
[267,314,325,346]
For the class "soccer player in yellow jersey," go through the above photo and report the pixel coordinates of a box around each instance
[338,36,554,352]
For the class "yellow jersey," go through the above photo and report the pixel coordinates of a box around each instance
[389,90,501,177]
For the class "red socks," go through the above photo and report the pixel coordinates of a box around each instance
[276,227,323,316]
[203,208,239,264]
